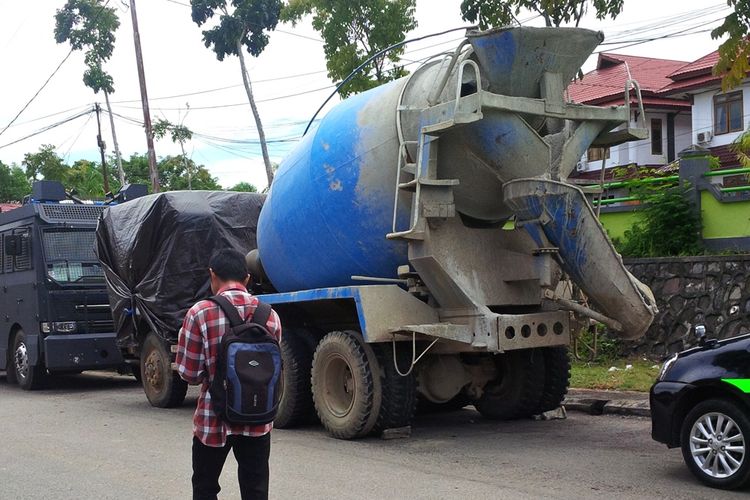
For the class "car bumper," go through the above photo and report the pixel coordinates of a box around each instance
[650,381,694,447]
[43,333,125,371]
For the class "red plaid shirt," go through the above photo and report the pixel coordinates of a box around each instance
[176,283,282,447]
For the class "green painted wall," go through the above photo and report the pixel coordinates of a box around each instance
[599,210,642,241]
[701,192,750,239]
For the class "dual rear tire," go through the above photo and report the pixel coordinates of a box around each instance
[310,330,417,439]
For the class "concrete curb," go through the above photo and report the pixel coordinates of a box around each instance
[563,389,651,418]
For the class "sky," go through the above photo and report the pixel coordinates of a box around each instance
[0,0,734,191]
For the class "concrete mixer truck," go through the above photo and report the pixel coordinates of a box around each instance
[248,26,658,440]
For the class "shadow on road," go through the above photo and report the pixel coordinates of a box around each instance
[0,370,140,394]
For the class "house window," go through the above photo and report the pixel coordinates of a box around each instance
[651,119,663,155]
[714,91,744,135]
[587,148,610,162]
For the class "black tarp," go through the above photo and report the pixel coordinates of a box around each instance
[95,191,265,345]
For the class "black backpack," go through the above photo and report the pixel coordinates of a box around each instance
[206,295,282,425]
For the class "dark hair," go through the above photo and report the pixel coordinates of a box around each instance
[209,249,248,282]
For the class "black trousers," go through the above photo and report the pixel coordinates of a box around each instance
[192,433,271,500]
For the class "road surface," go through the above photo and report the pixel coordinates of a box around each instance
[0,371,747,499]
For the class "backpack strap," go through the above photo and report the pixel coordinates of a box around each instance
[207,295,245,327]
[207,295,273,329]
[252,301,272,328]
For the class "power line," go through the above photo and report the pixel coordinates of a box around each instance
[163,0,323,43]
[0,108,94,150]
[0,0,113,139]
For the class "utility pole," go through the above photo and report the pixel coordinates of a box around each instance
[129,0,159,192]
[95,103,111,194]
[103,91,126,187]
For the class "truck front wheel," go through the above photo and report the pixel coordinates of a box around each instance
[140,332,187,408]
[311,331,381,439]
[11,330,47,390]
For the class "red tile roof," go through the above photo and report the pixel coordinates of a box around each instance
[0,203,20,213]
[668,51,720,81]
[568,53,690,106]
[660,73,722,94]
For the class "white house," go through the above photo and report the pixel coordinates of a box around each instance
[567,53,693,181]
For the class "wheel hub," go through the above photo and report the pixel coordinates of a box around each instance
[690,412,745,479]
[144,351,164,390]
[14,342,29,379]
[323,353,356,418]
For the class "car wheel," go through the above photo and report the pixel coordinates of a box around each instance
[681,398,750,490]
[12,329,47,390]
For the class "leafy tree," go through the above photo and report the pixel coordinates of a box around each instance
[227,181,258,192]
[23,145,69,183]
[54,0,125,185]
[158,155,221,191]
[153,118,196,189]
[120,153,221,191]
[712,2,750,90]
[67,159,121,198]
[615,184,703,258]
[459,0,624,29]
[282,0,417,97]
[190,0,282,187]
[0,161,30,202]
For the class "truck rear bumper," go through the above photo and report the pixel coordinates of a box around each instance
[44,333,125,371]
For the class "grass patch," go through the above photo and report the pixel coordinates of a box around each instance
[570,359,660,392]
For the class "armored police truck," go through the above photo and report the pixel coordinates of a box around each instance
[0,180,145,389]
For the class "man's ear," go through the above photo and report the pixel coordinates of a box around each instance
[243,274,250,286]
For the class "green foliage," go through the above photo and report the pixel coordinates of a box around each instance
[712,2,750,91]
[153,119,193,144]
[573,325,621,362]
[282,0,417,97]
[23,145,68,182]
[731,130,750,175]
[459,0,624,29]
[227,181,258,192]
[616,183,703,258]
[0,161,30,202]
[158,155,222,191]
[54,0,120,94]
[190,0,282,60]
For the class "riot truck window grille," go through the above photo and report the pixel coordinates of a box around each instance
[13,228,32,271]
[42,229,103,284]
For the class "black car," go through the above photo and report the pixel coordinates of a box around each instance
[651,327,750,490]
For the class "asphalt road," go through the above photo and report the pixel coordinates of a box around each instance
[1,371,748,500]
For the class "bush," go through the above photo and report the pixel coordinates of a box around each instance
[616,183,703,258]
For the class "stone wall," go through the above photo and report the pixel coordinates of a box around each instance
[622,255,750,358]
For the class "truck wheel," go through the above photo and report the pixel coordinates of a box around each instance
[534,346,571,414]
[311,331,381,439]
[11,330,47,390]
[474,349,545,420]
[372,342,417,433]
[140,332,187,408]
[681,399,750,490]
[275,330,316,428]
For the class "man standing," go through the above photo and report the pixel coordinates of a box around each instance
[176,248,282,500]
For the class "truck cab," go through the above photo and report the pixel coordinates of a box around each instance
[1,181,144,389]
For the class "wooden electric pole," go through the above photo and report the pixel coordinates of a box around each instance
[95,103,111,194]
[129,0,159,192]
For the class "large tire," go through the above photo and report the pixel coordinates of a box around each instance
[275,330,316,428]
[372,342,417,433]
[11,330,47,390]
[534,346,571,414]
[681,399,750,490]
[140,332,187,408]
[311,331,381,439]
[474,349,545,420]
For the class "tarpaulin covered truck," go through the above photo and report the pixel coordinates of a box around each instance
[96,191,265,407]
[247,26,657,439]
